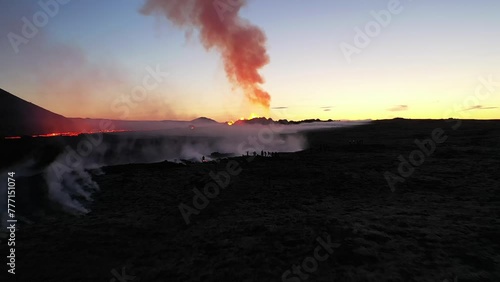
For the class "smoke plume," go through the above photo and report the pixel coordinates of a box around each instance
[141,0,271,108]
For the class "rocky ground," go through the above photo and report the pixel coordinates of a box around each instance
[2,119,500,281]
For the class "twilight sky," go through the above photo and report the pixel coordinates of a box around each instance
[1,0,499,122]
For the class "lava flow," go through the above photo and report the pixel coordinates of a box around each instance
[3,129,128,139]
[227,113,260,126]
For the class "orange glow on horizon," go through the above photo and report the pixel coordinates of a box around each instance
[4,129,129,139]
[227,112,262,126]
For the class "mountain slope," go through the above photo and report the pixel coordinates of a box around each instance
[0,88,77,136]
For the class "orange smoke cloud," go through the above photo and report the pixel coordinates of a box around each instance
[141,0,271,108]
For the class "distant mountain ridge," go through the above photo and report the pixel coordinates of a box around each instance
[233,117,336,126]
[0,88,340,137]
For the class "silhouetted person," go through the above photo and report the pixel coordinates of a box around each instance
[202,156,205,162]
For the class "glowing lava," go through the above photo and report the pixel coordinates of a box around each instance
[227,113,260,126]
[32,132,80,138]
[4,129,128,139]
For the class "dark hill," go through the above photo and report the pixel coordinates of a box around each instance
[191,117,219,124]
[0,88,78,136]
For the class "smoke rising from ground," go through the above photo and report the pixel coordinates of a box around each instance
[1,121,367,221]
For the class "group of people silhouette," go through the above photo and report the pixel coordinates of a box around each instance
[201,150,279,162]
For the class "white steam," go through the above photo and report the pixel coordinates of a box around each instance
[6,121,367,216]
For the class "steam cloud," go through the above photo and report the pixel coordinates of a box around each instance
[141,0,272,108]
[0,121,367,223]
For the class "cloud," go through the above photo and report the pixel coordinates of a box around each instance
[463,105,498,111]
[272,106,288,110]
[388,105,408,112]
[323,109,331,112]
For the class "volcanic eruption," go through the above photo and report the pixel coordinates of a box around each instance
[141,0,271,109]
